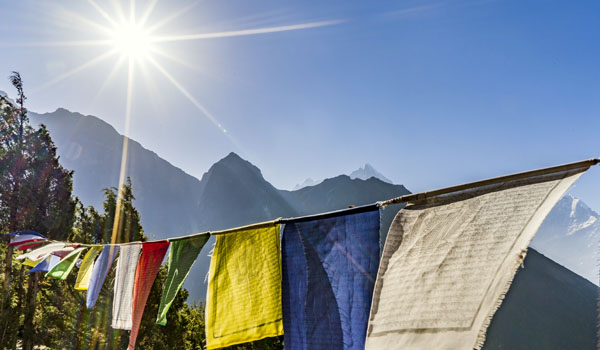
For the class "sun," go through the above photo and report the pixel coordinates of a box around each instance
[0,0,344,243]
[110,22,153,61]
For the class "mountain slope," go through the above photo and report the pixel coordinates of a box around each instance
[281,175,408,215]
[281,175,410,237]
[532,195,600,284]
[196,152,297,230]
[483,248,598,350]
[28,108,205,237]
[293,178,320,190]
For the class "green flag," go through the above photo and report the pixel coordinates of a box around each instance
[46,247,86,280]
[156,234,209,325]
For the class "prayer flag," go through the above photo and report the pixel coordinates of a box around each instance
[5,230,45,238]
[366,168,588,350]
[157,234,209,326]
[9,233,47,246]
[46,247,86,280]
[206,223,283,350]
[112,244,142,330]
[87,245,119,309]
[128,241,170,350]
[28,255,60,273]
[75,246,103,290]
[16,241,46,251]
[23,258,41,267]
[281,209,380,350]
[51,246,77,259]
[17,242,66,261]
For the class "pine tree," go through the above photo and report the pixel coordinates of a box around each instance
[0,72,76,349]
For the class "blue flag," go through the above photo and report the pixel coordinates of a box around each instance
[87,245,119,309]
[28,255,60,273]
[282,209,380,350]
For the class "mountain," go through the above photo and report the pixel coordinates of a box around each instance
[195,152,297,230]
[349,163,393,183]
[28,108,205,238]
[281,175,409,237]
[282,175,407,215]
[292,164,393,190]
[531,194,600,284]
[483,248,598,349]
[293,178,320,190]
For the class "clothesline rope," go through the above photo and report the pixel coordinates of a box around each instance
[39,157,600,248]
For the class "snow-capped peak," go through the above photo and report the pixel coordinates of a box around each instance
[349,163,393,184]
[531,194,600,284]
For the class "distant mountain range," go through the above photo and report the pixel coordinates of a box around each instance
[28,108,410,300]
[22,105,599,348]
[293,163,394,190]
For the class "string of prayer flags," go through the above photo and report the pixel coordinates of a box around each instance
[281,209,381,350]
[46,247,86,280]
[128,241,170,350]
[28,255,60,273]
[206,222,283,350]
[113,244,142,330]
[16,242,66,261]
[157,234,209,326]
[365,167,589,350]
[75,246,103,290]
[87,245,120,309]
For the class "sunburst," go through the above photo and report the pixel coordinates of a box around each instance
[1,0,345,243]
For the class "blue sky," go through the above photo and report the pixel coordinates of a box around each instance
[1,0,599,209]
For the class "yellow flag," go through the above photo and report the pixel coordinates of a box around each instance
[74,246,103,290]
[206,222,283,349]
[23,258,41,267]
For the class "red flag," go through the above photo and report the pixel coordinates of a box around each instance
[16,241,47,251]
[128,241,170,349]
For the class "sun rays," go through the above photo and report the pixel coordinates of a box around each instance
[2,1,344,134]
[1,0,345,243]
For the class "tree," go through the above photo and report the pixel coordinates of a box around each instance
[0,72,76,350]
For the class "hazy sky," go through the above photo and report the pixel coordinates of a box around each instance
[1,0,599,209]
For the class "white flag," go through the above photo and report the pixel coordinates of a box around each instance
[366,167,587,350]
